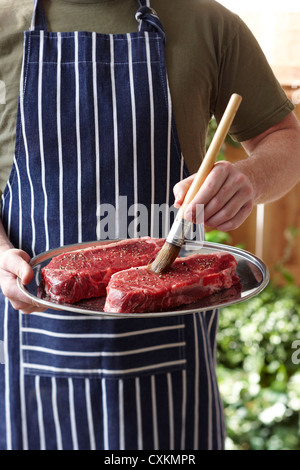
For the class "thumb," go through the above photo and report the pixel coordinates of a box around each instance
[16,250,34,285]
[173,174,195,208]
[0,248,34,285]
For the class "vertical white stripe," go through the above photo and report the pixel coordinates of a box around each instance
[199,313,213,450]
[167,373,174,450]
[165,85,172,234]
[68,377,79,450]
[151,375,158,450]
[193,313,199,450]
[6,182,12,239]
[102,378,109,450]
[30,0,39,31]
[110,35,119,238]
[92,32,101,240]
[18,46,30,447]
[85,378,96,450]
[207,309,217,358]
[38,31,49,251]
[0,193,4,218]
[118,379,125,450]
[127,33,138,238]
[180,369,187,450]
[19,311,28,450]
[57,32,64,247]
[256,203,265,259]
[135,377,143,450]
[75,32,82,243]
[180,154,184,181]
[51,377,63,450]
[35,376,46,450]
[20,39,36,256]
[4,298,11,450]
[14,158,23,249]
[207,309,222,448]
[145,32,155,237]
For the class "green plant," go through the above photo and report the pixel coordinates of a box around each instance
[274,226,300,284]
[206,122,300,450]
[205,229,232,245]
[217,283,300,450]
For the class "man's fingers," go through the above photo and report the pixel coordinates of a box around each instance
[0,248,33,284]
[173,161,255,230]
[206,200,254,232]
[173,161,231,212]
[0,248,39,312]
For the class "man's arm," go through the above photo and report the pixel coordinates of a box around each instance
[238,111,300,203]
[0,219,13,254]
[173,112,300,232]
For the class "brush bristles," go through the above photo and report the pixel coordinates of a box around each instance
[148,242,181,274]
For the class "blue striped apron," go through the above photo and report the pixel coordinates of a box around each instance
[0,0,225,450]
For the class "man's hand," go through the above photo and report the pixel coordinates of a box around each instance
[0,248,44,314]
[174,160,254,232]
[174,112,300,232]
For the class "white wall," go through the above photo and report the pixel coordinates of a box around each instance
[217,0,300,85]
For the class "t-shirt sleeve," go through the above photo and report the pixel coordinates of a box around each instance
[213,15,294,142]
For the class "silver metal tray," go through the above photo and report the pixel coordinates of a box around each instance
[18,240,270,318]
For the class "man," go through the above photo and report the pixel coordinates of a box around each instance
[0,0,299,450]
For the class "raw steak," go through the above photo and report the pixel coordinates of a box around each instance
[41,237,165,303]
[104,252,240,313]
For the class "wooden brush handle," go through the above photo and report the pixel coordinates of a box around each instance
[178,93,242,218]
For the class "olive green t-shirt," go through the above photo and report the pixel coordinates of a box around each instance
[0,0,294,194]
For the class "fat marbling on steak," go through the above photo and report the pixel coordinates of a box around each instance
[104,251,240,313]
[41,237,165,303]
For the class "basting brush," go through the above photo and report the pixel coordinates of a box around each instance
[148,93,242,274]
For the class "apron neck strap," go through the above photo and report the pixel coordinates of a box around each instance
[136,1,166,43]
[30,0,166,43]
[30,0,47,32]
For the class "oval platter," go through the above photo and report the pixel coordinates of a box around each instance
[17,240,270,318]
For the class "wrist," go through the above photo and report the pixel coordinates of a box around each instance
[0,221,14,256]
[0,242,14,257]
[234,160,262,204]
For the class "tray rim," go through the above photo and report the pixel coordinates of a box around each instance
[17,239,270,318]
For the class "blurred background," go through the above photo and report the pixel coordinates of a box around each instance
[211,0,300,450]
